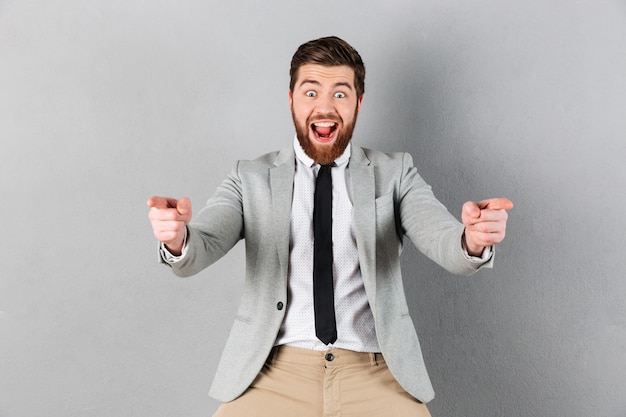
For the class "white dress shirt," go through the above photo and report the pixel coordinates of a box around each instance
[275,137,380,352]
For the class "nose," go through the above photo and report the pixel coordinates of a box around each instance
[314,94,335,115]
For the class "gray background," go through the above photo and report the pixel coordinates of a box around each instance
[1,0,625,416]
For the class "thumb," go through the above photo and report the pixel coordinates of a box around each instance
[478,197,514,211]
[176,197,192,217]
[462,201,481,221]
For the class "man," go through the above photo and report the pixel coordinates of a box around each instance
[147,36,512,417]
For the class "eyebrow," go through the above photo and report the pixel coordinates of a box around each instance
[299,79,354,91]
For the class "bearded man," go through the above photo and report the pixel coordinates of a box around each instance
[147,36,512,417]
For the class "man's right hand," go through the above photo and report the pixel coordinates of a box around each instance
[147,196,192,256]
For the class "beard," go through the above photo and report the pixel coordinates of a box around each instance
[292,106,359,165]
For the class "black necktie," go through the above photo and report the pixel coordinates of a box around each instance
[313,164,337,345]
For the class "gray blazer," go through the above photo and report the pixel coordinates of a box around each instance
[166,144,492,403]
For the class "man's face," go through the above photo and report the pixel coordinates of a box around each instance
[289,64,363,165]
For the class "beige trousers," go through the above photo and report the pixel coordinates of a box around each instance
[213,346,432,417]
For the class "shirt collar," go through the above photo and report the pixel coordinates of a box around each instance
[292,135,351,168]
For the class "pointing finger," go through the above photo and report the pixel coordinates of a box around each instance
[477,197,514,211]
[147,196,178,209]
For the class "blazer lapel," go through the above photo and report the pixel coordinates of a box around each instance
[270,146,295,278]
[349,146,377,305]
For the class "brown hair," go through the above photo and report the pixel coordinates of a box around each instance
[289,36,365,98]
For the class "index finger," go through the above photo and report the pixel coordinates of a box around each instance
[146,196,178,209]
[477,197,514,211]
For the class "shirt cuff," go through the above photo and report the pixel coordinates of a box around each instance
[462,245,491,261]
[159,228,188,264]
[477,246,492,260]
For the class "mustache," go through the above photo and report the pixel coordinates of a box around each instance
[308,113,342,125]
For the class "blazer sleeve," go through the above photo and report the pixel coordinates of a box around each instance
[166,162,245,277]
[397,153,492,275]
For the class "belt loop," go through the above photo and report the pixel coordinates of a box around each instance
[369,352,378,366]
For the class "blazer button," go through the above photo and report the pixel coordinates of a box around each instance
[276,302,284,311]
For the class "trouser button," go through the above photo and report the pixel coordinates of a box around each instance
[325,353,334,361]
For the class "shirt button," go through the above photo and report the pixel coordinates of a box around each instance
[325,353,334,361]
[276,302,284,310]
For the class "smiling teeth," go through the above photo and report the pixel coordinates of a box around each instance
[313,122,336,127]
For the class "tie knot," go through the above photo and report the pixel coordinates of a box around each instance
[317,164,333,175]
[316,164,332,185]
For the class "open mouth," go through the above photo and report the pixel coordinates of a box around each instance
[311,121,338,142]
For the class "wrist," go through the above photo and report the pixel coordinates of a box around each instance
[163,242,183,256]
[463,231,484,257]
[165,227,188,256]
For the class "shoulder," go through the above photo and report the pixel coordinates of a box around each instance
[354,146,414,169]
[234,146,294,173]
[248,150,281,165]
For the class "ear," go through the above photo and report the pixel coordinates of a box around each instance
[356,95,364,114]
[288,90,293,108]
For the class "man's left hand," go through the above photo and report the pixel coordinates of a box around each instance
[462,198,513,257]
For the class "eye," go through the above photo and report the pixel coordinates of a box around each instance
[305,90,317,97]
[334,92,346,98]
